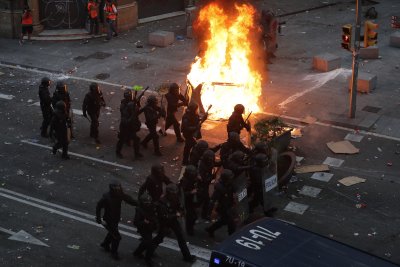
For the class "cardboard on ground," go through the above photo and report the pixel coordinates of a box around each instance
[327,140,359,154]
[338,176,366,186]
[295,164,330,174]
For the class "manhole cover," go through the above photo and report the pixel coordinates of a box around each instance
[362,105,381,113]
[95,73,110,80]
[73,56,87,62]
[88,52,112,60]
[129,62,149,70]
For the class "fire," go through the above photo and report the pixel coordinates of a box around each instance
[187,1,264,119]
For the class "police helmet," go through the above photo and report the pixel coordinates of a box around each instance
[196,140,209,151]
[56,81,67,93]
[147,95,158,105]
[124,89,132,100]
[151,163,165,177]
[90,82,99,93]
[234,104,245,114]
[230,150,245,162]
[41,77,51,86]
[187,102,198,113]
[228,132,240,143]
[184,165,197,178]
[255,153,268,167]
[169,83,180,94]
[201,149,215,162]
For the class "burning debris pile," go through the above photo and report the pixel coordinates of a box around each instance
[187,0,266,119]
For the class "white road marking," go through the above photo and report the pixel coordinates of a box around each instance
[0,93,15,100]
[0,188,211,262]
[323,157,344,168]
[21,140,133,170]
[0,226,49,247]
[278,68,351,108]
[3,62,399,142]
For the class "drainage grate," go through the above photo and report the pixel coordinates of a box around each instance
[73,56,87,62]
[362,105,381,113]
[88,52,112,60]
[95,73,110,80]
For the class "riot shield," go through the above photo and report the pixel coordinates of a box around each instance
[263,148,278,212]
[232,171,249,227]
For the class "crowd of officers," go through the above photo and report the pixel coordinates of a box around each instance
[39,77,271,266]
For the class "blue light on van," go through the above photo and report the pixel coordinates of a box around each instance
[214,258,221,264]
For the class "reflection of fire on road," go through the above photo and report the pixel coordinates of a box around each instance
[187,0,266,120]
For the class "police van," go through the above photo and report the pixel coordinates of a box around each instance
[209,218,398,267]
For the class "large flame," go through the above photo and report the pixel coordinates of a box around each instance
[187,1,264,119]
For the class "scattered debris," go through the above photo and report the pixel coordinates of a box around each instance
[344,133,364,142]
[17,170,24,176]
[387,162,393,167]
[355,203,367,209]
[338,176,366,186]
[67,245,80,250]
[311,172,334,182]
[295,164,329,174]
[323,157,344,167]
[377,147,382,152]
[289,175,298,183]
[354,233,359,236]
[327,140,359,154]
[291,128,302,138]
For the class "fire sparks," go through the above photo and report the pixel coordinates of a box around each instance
[187,1,265,119]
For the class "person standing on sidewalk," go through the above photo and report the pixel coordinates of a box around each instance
[19,6,33,45]
[87,0,99,36]
[104,0,118,41]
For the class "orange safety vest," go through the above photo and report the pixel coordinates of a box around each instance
[88,2,98,19]
[105,4,117,20]
[22,11,33,25]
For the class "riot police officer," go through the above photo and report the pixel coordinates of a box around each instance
[227,104,250,135]
[206,169,237,237]
[96,181,137,260]
[138,164,171,202]
[52,81,73,138]
[116,97,142,159]
[180,165,199,236]
[150,183,196,263]
[188,140,208,167]
[38,77,53,137]
[140,95,165,156]
[198,149,216,220]
[49,101,71,159]
[220,132,251,168]
[133,192,158,266]
[225,150,251,178]
[181,102,206,165]
[165,83,187,142]
[82,82,106,144]
[248,153,268,213]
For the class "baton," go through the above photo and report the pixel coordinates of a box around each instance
[84,116,91,123]
[244,111,252,123]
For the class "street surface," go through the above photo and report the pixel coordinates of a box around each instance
[1,0,400,266]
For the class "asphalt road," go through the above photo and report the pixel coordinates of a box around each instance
[1,0,400,266]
